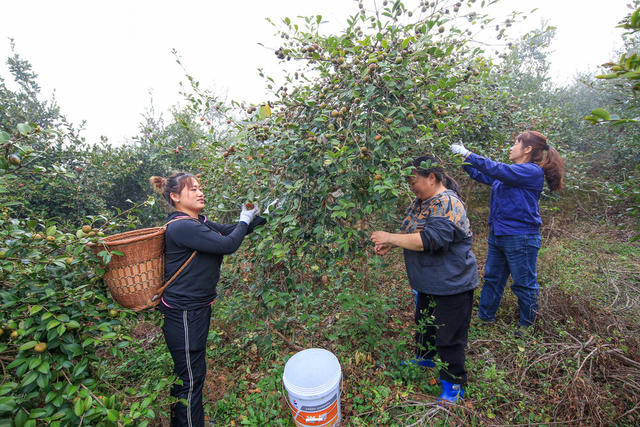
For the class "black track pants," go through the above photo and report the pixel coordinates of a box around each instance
[159,304,212,427]
[415,289,474,384]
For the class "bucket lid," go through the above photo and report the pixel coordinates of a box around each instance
[282,348,342,397]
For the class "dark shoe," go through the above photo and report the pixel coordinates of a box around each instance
[438,378,465,403]
[514,325,530,338]
[401,357,435,368]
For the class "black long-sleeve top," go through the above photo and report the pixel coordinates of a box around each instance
[162,210,252,309]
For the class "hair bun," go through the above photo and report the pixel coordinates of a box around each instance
[149,176,166,192]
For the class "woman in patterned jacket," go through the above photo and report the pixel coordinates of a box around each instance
[371,156,478,403]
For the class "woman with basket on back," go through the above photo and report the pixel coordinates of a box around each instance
[150,172,265,427]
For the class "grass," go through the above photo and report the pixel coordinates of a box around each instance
[141,191,640,426]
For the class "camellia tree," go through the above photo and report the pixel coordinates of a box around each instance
[164,0,541,296]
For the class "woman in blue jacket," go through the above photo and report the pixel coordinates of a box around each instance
[451,130,565,333]
[371,156,478,403]
[150,172,265,427]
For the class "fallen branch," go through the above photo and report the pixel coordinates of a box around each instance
[265,317,303,352]
[492,418,589,426]
[615,402,640,422]
[573,345,602,382]
[61,369,106,409]
[606,349,640,369]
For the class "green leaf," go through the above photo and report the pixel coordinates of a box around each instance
[19,341,37,351]
[17,122,33,135]
[631,8,640,27]
[14,408,28,425]
[590,108,611,121]
[0,383,17,396]
[107,409,119,421]
[83,397,92,412]
[0,131,10,143]
[36,373,48,389]
[47,319,60,330]
[28,358,42,370]
[7,358,25,369]
[73,360,88,377]
[62,343,82,358]
[45,391,57,404]
[30,305,43,315]
[419,160,436,170]
[0,396,17,412]
[37,361,50,374]
[595,73,619,79]
[28,408,49,419]
[21,371,38,387]
[620,71,640,79]
[74,397,84,416]
[258,104,272,119]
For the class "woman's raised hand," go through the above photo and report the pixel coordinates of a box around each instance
[450,142,470,157]
[239,204,260,224]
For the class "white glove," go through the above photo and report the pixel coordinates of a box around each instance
[264,198,282,215]
[239,204,259,224]
[450,143,470,157]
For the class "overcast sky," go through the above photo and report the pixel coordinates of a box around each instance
[0,1,631,144]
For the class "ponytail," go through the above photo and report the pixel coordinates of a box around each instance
[517,131,565,192]
[442,172,461,197]
[540,146,565,192]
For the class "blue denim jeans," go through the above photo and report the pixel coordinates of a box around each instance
[478,232,541,326]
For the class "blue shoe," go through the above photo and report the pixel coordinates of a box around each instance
[400,358,435,368]
[438,379,465,403]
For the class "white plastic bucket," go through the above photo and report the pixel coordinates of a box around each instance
[282,348,342,427]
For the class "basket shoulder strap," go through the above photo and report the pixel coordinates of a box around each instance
[151,250,197,302]
[151,217,201,303]
[164,215,200,228]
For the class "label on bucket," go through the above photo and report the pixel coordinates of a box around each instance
[287,398,340,427]
[300,393,337,412]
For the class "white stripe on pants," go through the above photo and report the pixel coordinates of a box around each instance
[183,310,194,427]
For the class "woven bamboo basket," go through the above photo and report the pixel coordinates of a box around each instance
[92,227,166,311]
